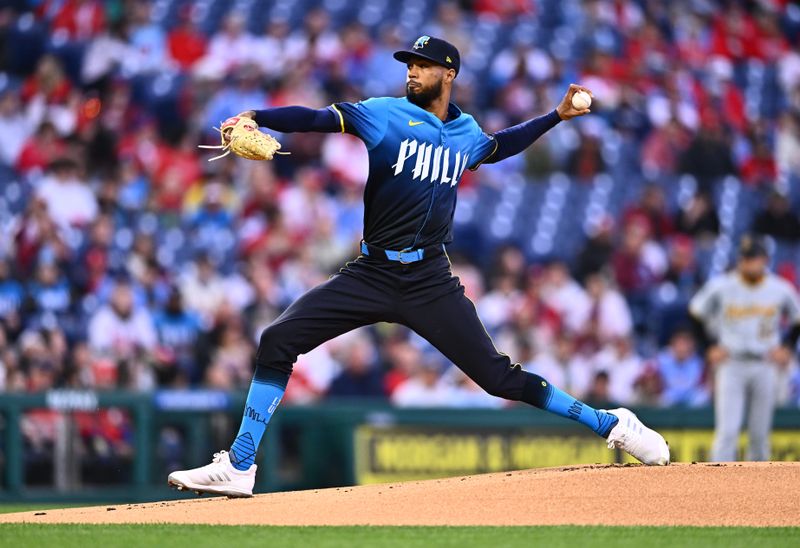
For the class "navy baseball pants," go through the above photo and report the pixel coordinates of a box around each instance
[254,247,544,404]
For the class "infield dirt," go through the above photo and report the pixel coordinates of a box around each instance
[1,462,798,526]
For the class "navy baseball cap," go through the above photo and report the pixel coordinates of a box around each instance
[738,235,768,258]
[393,35,461,75]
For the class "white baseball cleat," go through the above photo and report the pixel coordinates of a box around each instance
[605,408,670,466]
[168,450,256,497]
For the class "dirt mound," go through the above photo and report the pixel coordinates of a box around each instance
[2,462,798,526]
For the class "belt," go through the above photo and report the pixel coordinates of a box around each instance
[360,241,444,264]
[731,352,765,362]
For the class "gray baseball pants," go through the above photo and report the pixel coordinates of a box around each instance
[712,359,778,461]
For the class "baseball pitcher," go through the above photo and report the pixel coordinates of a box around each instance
[169,36,669,497]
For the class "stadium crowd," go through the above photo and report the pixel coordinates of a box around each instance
[1,0,800,418]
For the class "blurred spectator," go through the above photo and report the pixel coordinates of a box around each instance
[392,356,452,407]
[202,67,267,134]
[195,13,255,79]
[36,158,98,229]
[81,20,129,88]
[653,329,708,407]
[279,167,336,239]
[116,119,164,178]
[592,337,646,405]
[775,112,800,176]
[327,335,385,399]
[565,133,605,180]
[675,191,720,241]
[491,244,527,282]
[20,54,72,105]
[242,264,281,341]
[153,288,201,384]
[27,260,72,321]
[622,185,674,241]
[428,2,470,60]
[362,26,405,97]
[250,20,292,78]
[13,197,67,275]
[125,2,167,74]
[185,179,236,230]
[478,274,522,333]
[321,132,369,188]
[21,54,77,136]
[73,407,134,482]
[584,371,612,408]
[205,321,253,389]
[574,216,615,281]
[752,190,800,243]
[48,0,106,41]
[612,218,667,331]
[166,7,207,70]
[0,88,32,166]
[153,134,203,212]
[281,332,341,404]
[88,280,156,360]
[19,329,61,390]
[445,368,506,408]
[634,363,664,407]
[679,120,736,190]
[16,121,66,174]
[540,260,591,335]
[581,271,633,344]
[491,39,554,88]
[641,120,690,178]
[0,258,23,327]
[740,140,778,187]
[512,270,562,353]
[523,336,567,390]
[383,337,422,396]
[125,232,156,284]
[307,215,351,273]
[117,160,150,212]
[179,253,227,327]
[651,235,701,345]
[284,8,342,66]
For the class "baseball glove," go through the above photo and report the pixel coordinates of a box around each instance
[199,116,289,162]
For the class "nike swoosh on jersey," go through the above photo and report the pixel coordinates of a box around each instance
[408,120,425,126]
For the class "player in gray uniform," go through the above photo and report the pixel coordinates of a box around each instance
[689,236,800,461]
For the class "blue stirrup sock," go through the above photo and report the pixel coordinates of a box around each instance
[522,373,618,438]
[229,369,289,471]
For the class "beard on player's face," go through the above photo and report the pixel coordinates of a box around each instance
[739,258,767,282]
[406,76,444,109]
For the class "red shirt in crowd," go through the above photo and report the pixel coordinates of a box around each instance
[168,24,208,69]
[44,0,106,41]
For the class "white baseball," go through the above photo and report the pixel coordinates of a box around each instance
[571,90,592,110]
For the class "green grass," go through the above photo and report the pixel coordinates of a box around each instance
[0,525,797,548]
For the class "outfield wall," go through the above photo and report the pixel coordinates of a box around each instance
[1,391,798,502]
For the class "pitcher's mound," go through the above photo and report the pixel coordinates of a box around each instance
[2,462,798,526]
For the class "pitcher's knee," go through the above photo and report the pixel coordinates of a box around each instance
[255,323,296,379]
[476,369,534,401]
[258,324,284,353]
[480,378,514,399]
